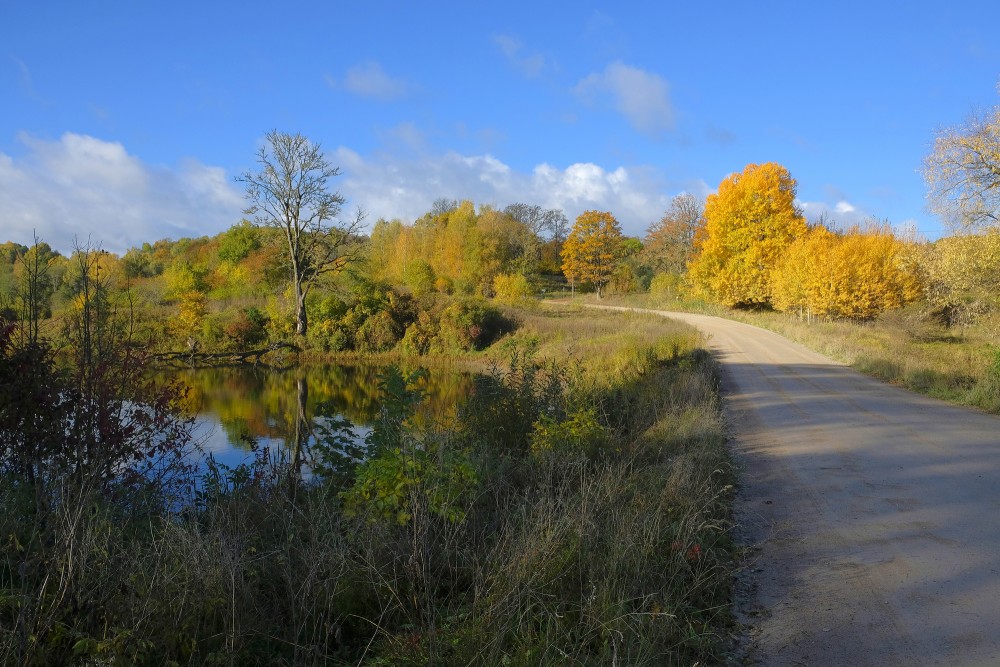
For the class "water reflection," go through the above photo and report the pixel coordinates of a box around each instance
[170,364,472,469]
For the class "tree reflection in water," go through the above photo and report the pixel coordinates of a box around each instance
[169,363,472,472]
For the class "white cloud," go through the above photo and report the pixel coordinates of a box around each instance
[799,198,871,230]
[0,132,702,255]
[800,200,929,239]
[337,61,408,101]
[0,132,244,254]
[334,147,702,237]
[575,62,674,139]
[376,122,427,153]
[493,34,548,78]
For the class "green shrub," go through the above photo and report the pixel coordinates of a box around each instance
[199,311,227,348]
[310,294,349,322]
[436,299,512,351]
[967,347,1000,412]
[403,260,436,296]
[399,311,437,355]
[306,318,350,351]
[217,220,261,262]
[340,366,478,524]
[530,407,609,458]
[649,272,684,303]
[608,263,640,295]
[356,310,402,353]
[460,351,566,457]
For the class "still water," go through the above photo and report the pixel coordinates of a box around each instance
[170,364,473,470]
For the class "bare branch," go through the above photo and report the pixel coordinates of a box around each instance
[924,107,1000,231]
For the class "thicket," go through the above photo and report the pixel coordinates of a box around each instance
[0,303,735,665]
[0,220,518,359]
[305,282,513,356]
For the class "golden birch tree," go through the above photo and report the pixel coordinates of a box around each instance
[772,223,923,320]
[919,230,1000,323]
[771,226,836,318]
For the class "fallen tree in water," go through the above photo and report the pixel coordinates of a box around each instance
[151,341,301,369]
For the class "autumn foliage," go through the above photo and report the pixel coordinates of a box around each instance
[642,193,703,275]
[367,201,539,297]
[560,210,625,298]
[683,163,927,320]
[771,223,923,320]
[923,107,1000,231]
[919,230,1000,324]
[688,162,807,307]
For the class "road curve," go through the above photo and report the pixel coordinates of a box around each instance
[611,307,1000,665]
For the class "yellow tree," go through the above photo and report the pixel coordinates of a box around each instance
[560,210,624,298]
[771,226,836,318]
[824,226,922,319]
[919,230,1000,324]
[366,218,405,284]
[688,162,807,307]
[772,223,923,320]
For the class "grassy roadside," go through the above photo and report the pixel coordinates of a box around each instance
[599,292,1000,415]
[1,303,737,665]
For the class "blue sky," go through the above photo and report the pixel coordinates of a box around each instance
[2,0,998,254]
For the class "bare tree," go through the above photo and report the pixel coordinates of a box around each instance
[924,106,1000,231]
[238,131,362,336]
[503,203,569,241]
[642,193,704,274]
[429,197,459,217]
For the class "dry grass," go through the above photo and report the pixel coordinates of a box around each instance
[1,303,736,665]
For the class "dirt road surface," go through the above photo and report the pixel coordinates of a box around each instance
[630,309,1000,665]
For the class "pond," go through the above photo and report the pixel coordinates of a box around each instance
[170,363,474,471]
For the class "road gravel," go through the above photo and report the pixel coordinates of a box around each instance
[627,308,1000,666]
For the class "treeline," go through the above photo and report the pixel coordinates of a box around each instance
[368,199,566,296]
[3,163,1000,358]
[2,189,998,362]
[651,163,1000,328]
[0,200,570,356]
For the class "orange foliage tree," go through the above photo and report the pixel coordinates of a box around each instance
[560,210,624,298]
[688,162,807,307]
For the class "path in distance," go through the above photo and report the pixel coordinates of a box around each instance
[630,308,1000,666]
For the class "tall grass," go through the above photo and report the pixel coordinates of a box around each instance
[1,305,735,665]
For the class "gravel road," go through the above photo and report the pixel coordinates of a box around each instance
[623,308,1000,665]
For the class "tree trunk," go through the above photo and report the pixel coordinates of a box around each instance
[294,282,308,337]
